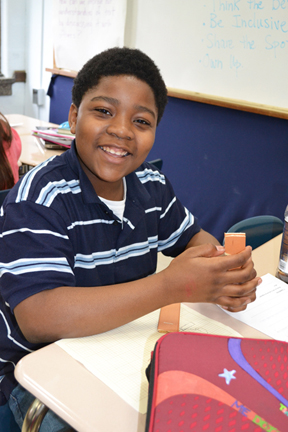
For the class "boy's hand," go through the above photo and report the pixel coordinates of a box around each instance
[163,244,261,312]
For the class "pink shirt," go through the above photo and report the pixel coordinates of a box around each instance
[4,128,22,184]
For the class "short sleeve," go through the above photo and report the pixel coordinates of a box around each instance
[0,200,76,311]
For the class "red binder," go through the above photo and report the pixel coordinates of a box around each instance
[145,332,288,432]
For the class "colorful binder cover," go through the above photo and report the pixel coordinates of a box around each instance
[145,332,288,432]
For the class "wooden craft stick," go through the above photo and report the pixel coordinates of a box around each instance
[157,303,181,333]
[224,232,246,255]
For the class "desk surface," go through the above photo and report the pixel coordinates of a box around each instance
[14,239,283,431]
[6,114,65,166]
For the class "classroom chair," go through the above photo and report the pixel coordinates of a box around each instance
[225,215,284,250]
[147,158,163,170]
[0,189,11,206]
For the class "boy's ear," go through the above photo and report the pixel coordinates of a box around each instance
[68,103,78,134]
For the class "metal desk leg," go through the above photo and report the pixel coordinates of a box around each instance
[22,398,48,432]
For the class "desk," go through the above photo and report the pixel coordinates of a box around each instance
[14,236,283,432]
[6,114,65,167]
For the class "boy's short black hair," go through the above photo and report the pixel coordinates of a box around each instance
[72,47,168,125]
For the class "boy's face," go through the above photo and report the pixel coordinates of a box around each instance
[69,75,158,200]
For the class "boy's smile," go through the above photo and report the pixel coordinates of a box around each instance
[69,75,158,200]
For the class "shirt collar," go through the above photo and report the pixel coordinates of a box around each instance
[66,140,100,204]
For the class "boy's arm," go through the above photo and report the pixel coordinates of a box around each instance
[185,228,221,248]
[14,243,260,344]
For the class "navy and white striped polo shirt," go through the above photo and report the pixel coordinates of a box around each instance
[0,141,200,402]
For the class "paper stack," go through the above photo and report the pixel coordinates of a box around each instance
[32,127,74,149]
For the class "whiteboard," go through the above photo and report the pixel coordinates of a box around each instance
[53,0,127,72]
[125,0,288,110]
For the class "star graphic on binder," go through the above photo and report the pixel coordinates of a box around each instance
[218,368,236,385]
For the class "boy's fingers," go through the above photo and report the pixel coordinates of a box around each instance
[217,277,262,311]
[221,264,257,286]
[218,293,256,312]
[220,277,261,297]
[214,246,253,272]
[184,244,252,266]
[220,303,250,313]
[184,243,225,259]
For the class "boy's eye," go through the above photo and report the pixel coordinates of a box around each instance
[135,118,151,126]
[95,108,111,115]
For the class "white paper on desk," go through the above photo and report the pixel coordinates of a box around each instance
[10,123,23,127]
[56,304,241,414]
[223,273,288,341]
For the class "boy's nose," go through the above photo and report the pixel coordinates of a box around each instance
[106,116,134,141]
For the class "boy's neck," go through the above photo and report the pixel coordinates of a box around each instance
[97,178,125,201]
[77,152,125,200]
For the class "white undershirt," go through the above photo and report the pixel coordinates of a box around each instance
[98,178,127,221]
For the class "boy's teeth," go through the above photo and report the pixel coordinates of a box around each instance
[102,146,128,156]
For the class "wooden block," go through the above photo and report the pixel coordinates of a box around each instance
[224,232,246,255]
[157,303,180,333]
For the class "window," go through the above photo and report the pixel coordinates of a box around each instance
[0,3,26,96]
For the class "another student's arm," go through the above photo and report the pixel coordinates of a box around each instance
[14,242,259,344]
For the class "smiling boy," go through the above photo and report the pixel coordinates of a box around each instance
[70,74,157,201]
[0,47,260,431]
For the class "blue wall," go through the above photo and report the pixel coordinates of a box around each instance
[149,98,288,241]
[48,75,288,242]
